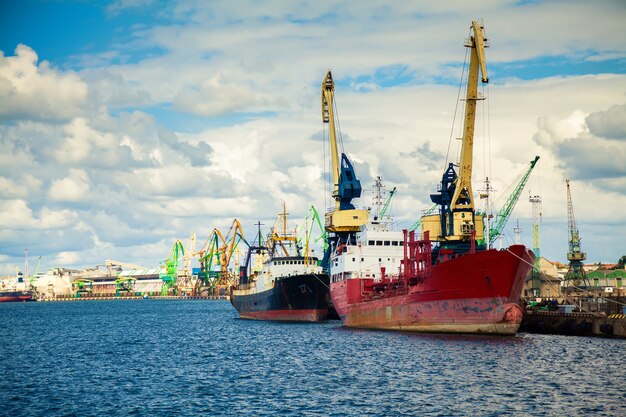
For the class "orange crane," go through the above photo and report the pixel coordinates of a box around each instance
[194,219,248,295]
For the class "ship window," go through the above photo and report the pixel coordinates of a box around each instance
[352,257,355,262]
[361,258,364,262]
[399,241,404,246]
[368,240,374,246]
[378,258,382,262]
[387,258,390,261]
[392,241,398,246]
[384,241,390,246]
[376,240,383,246]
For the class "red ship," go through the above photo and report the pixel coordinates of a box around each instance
[330,230,533,334]
[323,21,534,335]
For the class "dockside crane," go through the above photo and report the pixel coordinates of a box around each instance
[195,220,248,295]
[219,219,248,288]
[529,193,542,295]
[488,156,540,247]
[321,70,369,269]
[421,21,488,247]
[299,205,328,267]
[564,179,590,291]
[160,240,185,296]
[195,228,226,295]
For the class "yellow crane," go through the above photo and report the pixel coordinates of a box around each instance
[421,21,488,242]
[322,70,369,234]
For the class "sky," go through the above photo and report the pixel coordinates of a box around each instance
[1,0,625,275]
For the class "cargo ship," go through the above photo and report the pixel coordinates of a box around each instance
[322,21,534,335]
[230,204,331,321]
[0,289,34,302]
[1,272,34,302]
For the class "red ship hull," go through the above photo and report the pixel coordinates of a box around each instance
[330,245,534,335]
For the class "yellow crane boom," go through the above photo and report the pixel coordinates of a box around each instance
[321,70,368,233]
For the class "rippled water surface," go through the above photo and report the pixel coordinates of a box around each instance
[1,300,624,416]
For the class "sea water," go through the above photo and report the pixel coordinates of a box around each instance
[1,300,624,416]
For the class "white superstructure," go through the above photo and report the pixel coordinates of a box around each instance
[330,221,405,284]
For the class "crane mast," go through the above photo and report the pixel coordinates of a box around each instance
[450,20,489,214]
[420,20,488,243]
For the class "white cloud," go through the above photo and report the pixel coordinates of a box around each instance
[54,251,81,266]
[0,44,88,121]
[48,169,91,202]
[173,73,258,116]
[0,199,78,230]
[0,174,43,198]
[586,104,626,140]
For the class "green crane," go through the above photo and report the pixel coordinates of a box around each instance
[298,205,329,267]
[488,156,540,246]
[160,240,185,296]
[378,187,397,220]
[302,205,328,250]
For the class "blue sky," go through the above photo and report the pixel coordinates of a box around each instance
[1,0,625,274]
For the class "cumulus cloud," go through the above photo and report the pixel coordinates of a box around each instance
[0,199,78,230]
[532,105,626,193]
[557,136,626,181]
[158,129,213,167]
[48,169,91,202]
[54,118,136,168]
[586,104,626,140]
[173,73,258,116]
[0,174,43,198]
[0,44,88,121]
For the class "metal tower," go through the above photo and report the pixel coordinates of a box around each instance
[513,219,521,245]
[565,179,589,291]
[529,193,542,296]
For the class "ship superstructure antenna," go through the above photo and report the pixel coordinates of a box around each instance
[269,202,298,257]
[529,192,542,296]
[564,179,590,292]
[373,176,384,220]
[478,177,495,248]
[254,221,265,246]
[24,248,29,287]
[513,219,521,245]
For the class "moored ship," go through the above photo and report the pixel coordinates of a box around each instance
[1,272,34,302]
[323,21,534,335]
[0,289,34,302]
[329,226,533,334]
[230,204,331,321]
